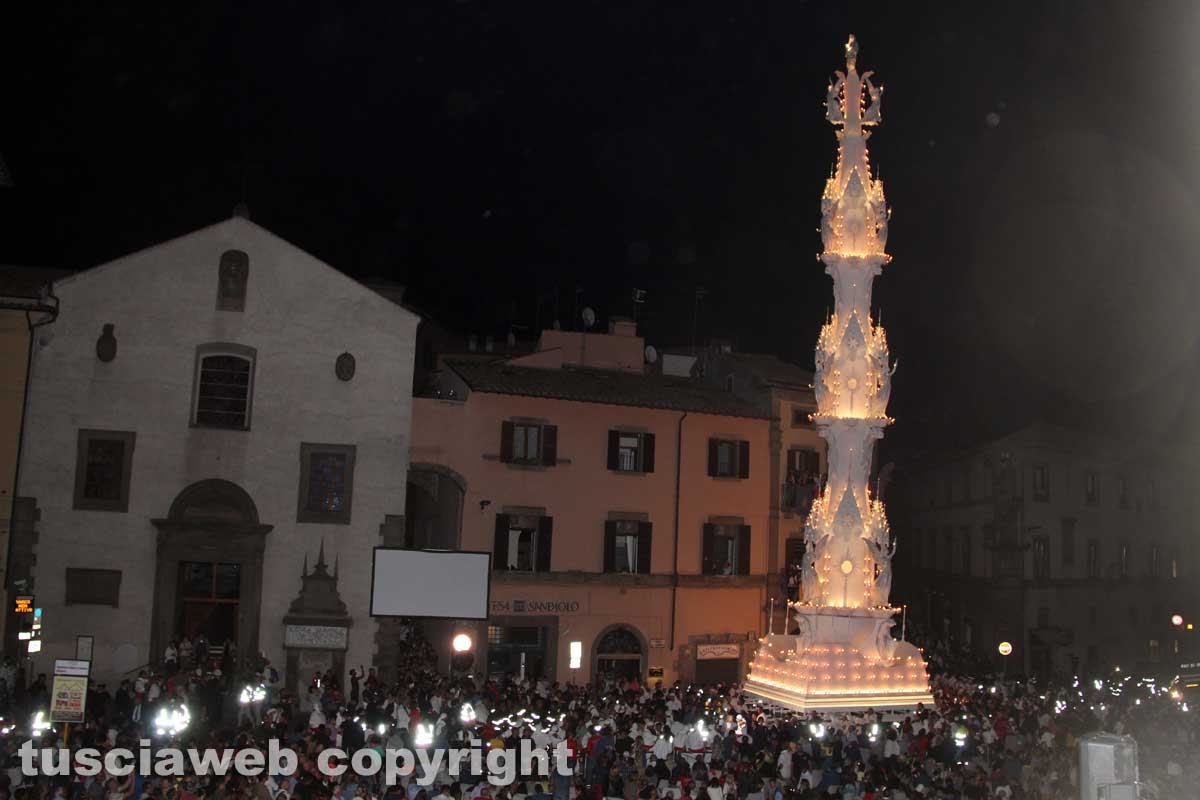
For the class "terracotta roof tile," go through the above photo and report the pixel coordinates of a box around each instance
[447,360,771,419]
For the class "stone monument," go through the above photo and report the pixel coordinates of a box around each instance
[282,541,352,694]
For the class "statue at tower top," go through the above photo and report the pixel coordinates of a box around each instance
[821,34,888,259]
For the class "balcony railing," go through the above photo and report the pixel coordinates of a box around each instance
[781,483,817,516]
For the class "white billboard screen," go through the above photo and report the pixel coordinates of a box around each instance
[370,548,491,619]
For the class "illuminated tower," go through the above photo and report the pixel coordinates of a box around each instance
[744,36,931,712]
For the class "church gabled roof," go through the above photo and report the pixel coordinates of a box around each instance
[51,216,418,323]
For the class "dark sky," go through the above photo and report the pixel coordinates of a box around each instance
[5,0,1200,452]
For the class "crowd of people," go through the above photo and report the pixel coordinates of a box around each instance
[0,623,1194,800]
[782,473,821,519]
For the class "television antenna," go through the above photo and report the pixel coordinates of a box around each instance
[580,307,597,367]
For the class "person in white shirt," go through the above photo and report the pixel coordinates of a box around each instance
[777,742,794,784]
[649,727,671,761]
[883,734,901,760]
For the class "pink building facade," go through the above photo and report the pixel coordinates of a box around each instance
[409,325,773,685]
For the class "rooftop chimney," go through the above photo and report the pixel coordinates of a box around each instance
[608,317,637,338]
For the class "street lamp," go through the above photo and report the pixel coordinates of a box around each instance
[998,640,1013,679]
[450,632,474,677]
[1172,614,1184,627]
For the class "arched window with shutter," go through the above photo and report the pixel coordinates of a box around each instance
[191,343,257,430]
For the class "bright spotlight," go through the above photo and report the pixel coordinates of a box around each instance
[153,705,190,737]
[452,633,473,653]
[31,711,52,735]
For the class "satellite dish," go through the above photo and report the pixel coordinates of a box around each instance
[644,345,658,364]
[581,307,596,330]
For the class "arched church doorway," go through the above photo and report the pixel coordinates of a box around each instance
[151,480,273,674]
[592,625,645,683]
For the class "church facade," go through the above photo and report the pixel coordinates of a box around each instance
[13,216,418,682]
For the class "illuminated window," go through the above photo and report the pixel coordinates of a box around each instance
[605,519,650,574]
[500,421,558,466]
[607,430,655,473]
[297,443,356,524]
[703,522,750,575]
[494,513,552,572]
[513,424,540,462]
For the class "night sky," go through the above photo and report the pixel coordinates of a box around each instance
[5,0,1200,453]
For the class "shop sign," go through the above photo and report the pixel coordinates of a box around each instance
[54,659,91,677]
[649,638,666,648]
[647,667,664,679]
[490,597,588,615]
[13,596,33,615]
[696,643,741,660]
[50,675,87,723]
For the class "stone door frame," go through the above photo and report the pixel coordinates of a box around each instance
[150,480,272,676]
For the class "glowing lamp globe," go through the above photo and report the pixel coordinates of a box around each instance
[1172,614,1184,627]
[840,559,855,575]
[997,641,1013,657]
[452,633,473,653]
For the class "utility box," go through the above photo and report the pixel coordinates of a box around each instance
[1079,733,1139,800]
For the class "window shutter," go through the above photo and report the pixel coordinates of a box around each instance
[607,431,621,471]
[603,521,618,573]
[642,433,656,473]
[542,425,558,466]
[702,523,717,573]
[637,522,653,574]
[493,514,511,570]
[536,516,554,572]
[738,440,751,479]
[707,439,719,477]
[737,525,752,575]
[500,422,515,463]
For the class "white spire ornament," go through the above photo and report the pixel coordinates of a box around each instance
[744,36,932,712]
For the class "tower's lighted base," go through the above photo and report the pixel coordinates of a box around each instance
[744,605,933,713]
